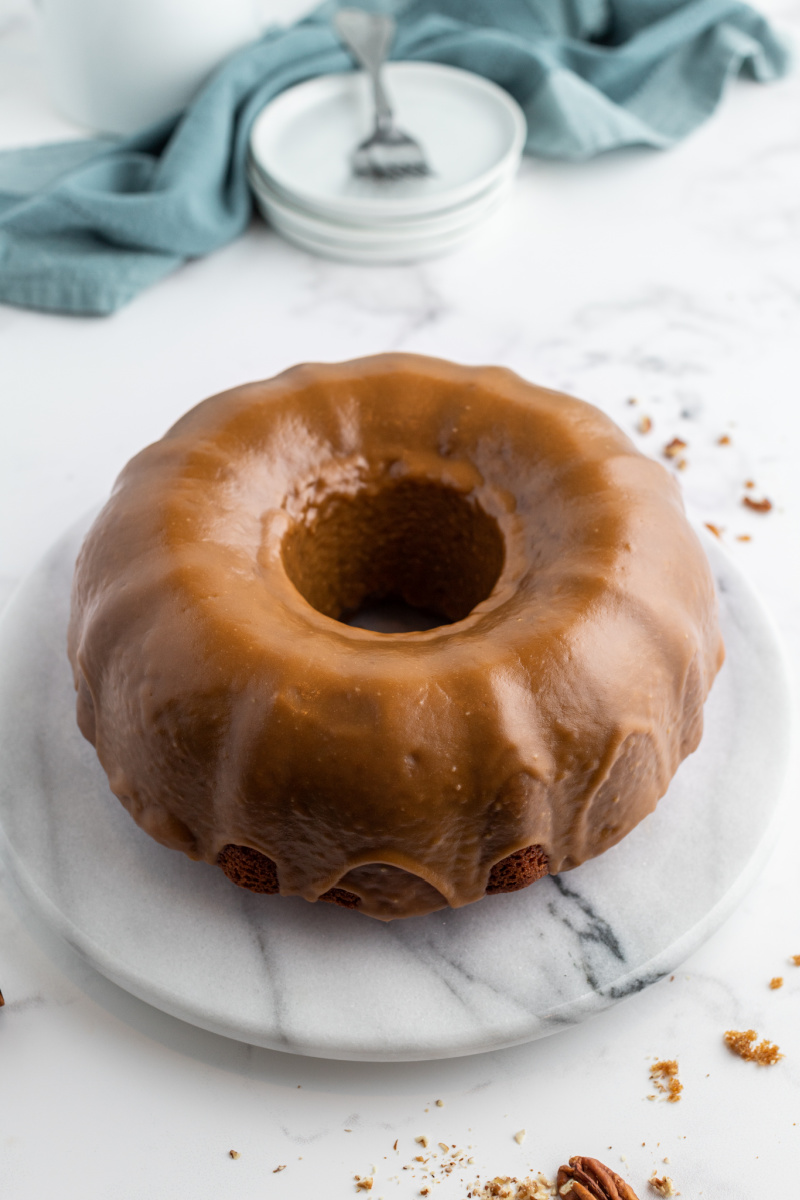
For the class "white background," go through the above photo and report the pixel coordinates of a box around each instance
[1,2,799,1197]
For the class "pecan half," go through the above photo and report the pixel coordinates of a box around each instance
[557,1157,640,1200]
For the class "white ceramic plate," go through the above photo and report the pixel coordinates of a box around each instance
[248,62,526,223]
[249,167,513,263]
[0,517,792,1061]
[247,150,521,231]
[261,208,493,263]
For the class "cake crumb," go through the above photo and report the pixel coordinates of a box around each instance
[514,1130,526,1145]
[663,437,687,460]
[717,434,731,446]
[637,416,653,434]
[769,977,784,990]
[724,1029,783,1065]
[467,1174,555,1198]
[228,1150,240,1159]
[649,1173,676,1196]
[650,1060,683,1102]
[742,495,772,513]
[704,523,723,539]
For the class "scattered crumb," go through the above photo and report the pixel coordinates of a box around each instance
[791,954,800,967]
[663,437,687,460]
[649,1173,676,1196]
[637,415,653,434]
[676,458,688,470]
[770,977,784,990]
[514,1130,526,1145]
[439,1143,450,1153]
[421,1190,430,1197]
[416,1136,429,1149]
[742,495,772,513]
[0,987,4,1007]
[650,1060,683,1102]
[628,397,639,406]
[355,1177,374,1192]
[228,1150,240,1160]
[467,1174,555,1198]
[717,434,731,446]
[744,479,756,489]
[436,1099,444,1107]
[724,1029,783,1065]
[736,534,752,542]
[273,1164,287,1173]
[704,522,724,539]
[393,1141,398,1152]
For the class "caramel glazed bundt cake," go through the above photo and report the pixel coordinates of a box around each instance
[68,354,724,921]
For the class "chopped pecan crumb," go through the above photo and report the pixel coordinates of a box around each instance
[557,1157,639,1199]
[744,479,755,489]
[648,1174,675,1196]
[769,977,784,990]
[355,1177,373,1192]
[717,434,731,446]
[792,954,800,967]
[0,987,4,1007]
[736,534,752,542]
[470,1175,555,1199]
[628,397,639,406]
[228,1150,240,1160]
[273,1164,287,1173]
[416,1136,429,1148]
[436,1099,444,1107]
[637,416,652,434]
[393,1140,398,1151]
[663,438,687,460]
[514,1130,526,1145]
[742,495,772,513]
[704,522,723,539]
[649,1060,682,1102]
[724,1029,783,1065]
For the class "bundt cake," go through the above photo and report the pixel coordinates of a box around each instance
[67,354,724,920]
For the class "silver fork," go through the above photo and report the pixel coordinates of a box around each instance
[334,8,431,181]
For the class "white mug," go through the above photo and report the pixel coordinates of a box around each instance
[38,0,264,135]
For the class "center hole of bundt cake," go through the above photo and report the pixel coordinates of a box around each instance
[282,480,504,628]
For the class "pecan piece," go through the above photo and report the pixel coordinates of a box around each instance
[557,1157,640,1199]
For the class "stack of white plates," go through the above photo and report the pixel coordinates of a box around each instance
[248,62,527,264]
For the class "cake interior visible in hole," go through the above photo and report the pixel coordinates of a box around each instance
[282,479,504,630]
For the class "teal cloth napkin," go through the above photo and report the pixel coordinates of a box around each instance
[0,0,790,315]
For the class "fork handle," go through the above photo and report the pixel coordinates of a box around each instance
[334,9,396,131]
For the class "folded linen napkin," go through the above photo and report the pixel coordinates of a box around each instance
[0,0,789,315]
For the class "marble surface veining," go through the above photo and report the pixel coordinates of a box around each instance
[2,1,800,1196]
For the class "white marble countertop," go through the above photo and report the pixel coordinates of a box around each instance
[1,2,799,1196]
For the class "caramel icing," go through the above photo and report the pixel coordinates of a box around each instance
[68,354,724,920]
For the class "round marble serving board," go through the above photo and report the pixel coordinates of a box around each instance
[0,514,792,1062]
